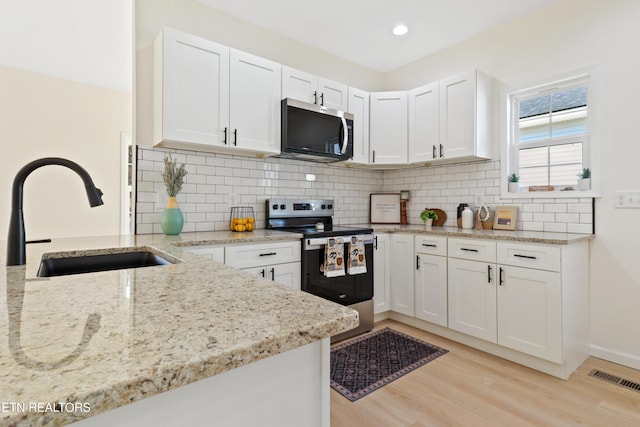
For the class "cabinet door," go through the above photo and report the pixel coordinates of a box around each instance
[408,82,439,163]
[154,27,229,147]
[185,246,225,263]
[369,91,408,164]
[281,66,317,104]
[389,233,414,316]
[415,253,447,326]
[497,265,562,363]
[439,70,476,160]
[347,87,370,164]
[317,77,348,111]
[272,262,301,290]
[448,258,497,342]
[229,49,281,154]
[373,234,390,314]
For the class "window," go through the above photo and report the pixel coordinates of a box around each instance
[510,76,589,190]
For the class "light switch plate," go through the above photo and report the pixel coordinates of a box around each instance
[614,191,640,208]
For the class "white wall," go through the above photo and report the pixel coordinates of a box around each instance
[0,1,132,241]
[384,0,640,369]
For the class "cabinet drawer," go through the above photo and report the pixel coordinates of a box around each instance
[414,235,447,256]
[185,245,225,263]
[448,238,496,263]
[497,242,561,272]
[225,240,301,269]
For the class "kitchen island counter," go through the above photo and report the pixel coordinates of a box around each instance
[0,231,356,426]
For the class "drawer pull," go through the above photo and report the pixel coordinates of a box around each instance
[487,265,492,283]
[461,248,479,253]
[270,268,275,281]
[259,252,277,257]
[422,243,437,248]
[514,254,537,260]
[416,255,420,270]
[499,267,504,286]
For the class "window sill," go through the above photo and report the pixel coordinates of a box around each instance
[501,189,600,199]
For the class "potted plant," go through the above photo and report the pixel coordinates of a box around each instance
[577,168,591,191]
[420,209,439,229]
[508,173,520,193]
[161,154,187,235]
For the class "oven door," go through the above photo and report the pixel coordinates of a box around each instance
[301,237,373,305]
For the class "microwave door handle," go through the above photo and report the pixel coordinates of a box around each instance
[340,116,348,154]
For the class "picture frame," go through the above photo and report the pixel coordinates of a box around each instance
[370,193,401,224]
[493,206,518,230]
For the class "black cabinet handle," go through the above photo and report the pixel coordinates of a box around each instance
[259,252,277,257]
[374,236,378,250]
[260,269,265,278]
[514,254,537,260]
[422,243,437,248]
[488,265,492,283]
[270,268,275,281]
[320,93,324,106]
[499,267,504,286]
[416,255,420,270]
[26,238,52,245]
[432,145,437,159]
[439,144,444,158]
[461,248,479,252]
[313,91,317,105]
[233,129,237,146]
[372,150,376,163]
[223,127,228,144]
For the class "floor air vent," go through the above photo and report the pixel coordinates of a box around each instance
[589,369,640,393]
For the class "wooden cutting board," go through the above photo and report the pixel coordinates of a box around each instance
[427,208,447,226]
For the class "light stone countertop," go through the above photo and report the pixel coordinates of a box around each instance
[367,224,594,245]
[0,230,357,426]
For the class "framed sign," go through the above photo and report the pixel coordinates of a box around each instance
[493,206,518,230]
[370,193,401,224]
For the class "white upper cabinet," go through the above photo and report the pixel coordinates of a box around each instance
[369,91,408,165]
[229,49,281,155]
[154,27,229,149]
[154,28,280,156]
[346,87,370,164]
[438,69,494,162]
[408,82,439,163]
[282,66,347,111]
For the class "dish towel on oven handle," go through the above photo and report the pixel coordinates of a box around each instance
[324,237,345,277]
[347,235,367,275]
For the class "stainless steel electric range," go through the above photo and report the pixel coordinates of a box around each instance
[266,199,374,342]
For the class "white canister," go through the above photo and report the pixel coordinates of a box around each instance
[462,207,474,229]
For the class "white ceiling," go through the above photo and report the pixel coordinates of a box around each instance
[197,0,560,73]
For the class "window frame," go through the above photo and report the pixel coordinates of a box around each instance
[501,67,600,199]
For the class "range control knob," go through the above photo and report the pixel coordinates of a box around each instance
[328,204,333,209]
[280,204,286,210]
[321,204,326,209]
[272,204,278,210]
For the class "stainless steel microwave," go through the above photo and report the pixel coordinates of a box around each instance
[278,98,354,163]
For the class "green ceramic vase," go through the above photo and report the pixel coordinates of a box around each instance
[161,197,184,235]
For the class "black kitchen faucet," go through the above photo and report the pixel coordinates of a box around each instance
[6,157,104,266]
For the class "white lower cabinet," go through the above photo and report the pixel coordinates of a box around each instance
[389,233,414,316]
[226,241,301,290]
[414,235,448,326]
[373,233,391,314]
[184,245,225,263]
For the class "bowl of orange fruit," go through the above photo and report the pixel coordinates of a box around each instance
[229,207,255,232]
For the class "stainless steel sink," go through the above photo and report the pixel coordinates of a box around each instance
[37,248,176,277]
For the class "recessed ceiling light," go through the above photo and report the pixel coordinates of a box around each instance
[392,24,409,36]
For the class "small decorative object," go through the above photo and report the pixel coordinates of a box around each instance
[161,154,187,235]
[528,185,555,192]
[474,205,490,230]
[508,173,519,193]
[370,193,401,224]
[420,209,439,229]
[400,190,410,225]
[229,206,255,232]
[493,205,518,231]
[461,206,474,229]
[577,168,591,191]
[456,203,469,228]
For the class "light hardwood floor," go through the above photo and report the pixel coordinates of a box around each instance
[331,319,640,427]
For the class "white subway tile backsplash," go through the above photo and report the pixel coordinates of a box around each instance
[136,150,593,235]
